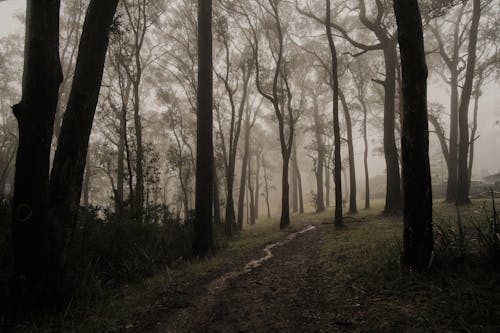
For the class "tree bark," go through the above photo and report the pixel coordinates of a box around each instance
[326,0,343,227]
[193,0,214,255]
[394,0,434,271]
[325,159,330,207]
[11,0,62,312]
[361,92,370,209]
[292,146,298,213]
[263,156,271,219]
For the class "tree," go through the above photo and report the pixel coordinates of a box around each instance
[394,0,434,271]
[11,0,62,311]
[193,0,214,255]
[241,0,299,229]
[325,0,343,227]
[49,0,119,300]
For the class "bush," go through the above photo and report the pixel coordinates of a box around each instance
[63,205,194,304]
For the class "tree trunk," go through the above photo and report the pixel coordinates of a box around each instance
[213,162,221,225]
[293,143,304,214]
[326,0,343,227]
[312,96,325,212]
[325,160,330,207]
[292,147,298,213]
[254,151,260,220]
[456,0,480,205]
[468,77,482,191]
[339,89,357,214]
[280,153,291,229]
[361,95,370,209]
[116,79,132,220]
[394,0,434,271]
[248,154,256,224]
[237,114,250,231]
[11,0,62,312]
[48,0,119,303]
[193,0,214,255]
[263,156,271,219]
[383,43,402,214]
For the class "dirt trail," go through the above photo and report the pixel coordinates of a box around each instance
[150,224,342,333]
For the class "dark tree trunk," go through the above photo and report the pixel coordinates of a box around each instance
[237,114,250,231]
[339,89,357,214]
[325,161,330,207]
[326,0,343,227]
[248,154,256,224]
[361,95,370,209]
[468,77,482,191]
[116,79,132,220]
[254,152,260,219]
[263,156,271,219]
[394,0,434,271]
[456,0,480,205]
[193,0,214,255]
[293,143,304,214]
[292,147,298,213]
[11,0,62,312]
[383,43,402,215]
[49,0,119,300]
[280,152,291,229]
[312,96,325,212]
[213,163,221,225]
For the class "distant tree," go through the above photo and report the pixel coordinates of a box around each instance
[193,0,214,255]
[394,0,434,271]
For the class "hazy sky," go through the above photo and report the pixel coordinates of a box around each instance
[1,1,499,180]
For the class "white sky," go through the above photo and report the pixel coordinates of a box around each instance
[0,1,499,180]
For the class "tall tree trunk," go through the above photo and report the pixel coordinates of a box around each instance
[254,151,260,219]
[325,160,330,207]
[280,152,291,229]
[237,114,250,231]
[248,154,255,224]
[326,0,343,227]
[213,163,221,225]
[361,95,370,209]
[394,0,433,271]
[468,77,482,191]
[339,89,357,214]
[11,0,62,312]
[312,96,325,212]
[456,0,480,205]
[263,156,271,219]
[116,79,132,220]
[49,0,119,302]
[133,80,144,219]
[193,0,214,255]
[383,43,402,214]
[293,142,304,214]
[292,147,298,213]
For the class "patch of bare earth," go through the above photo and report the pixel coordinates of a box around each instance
[147,225,346,333]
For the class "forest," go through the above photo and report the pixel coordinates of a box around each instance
[0,0,499,331]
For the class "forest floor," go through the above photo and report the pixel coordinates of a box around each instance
[135,201,500,333]
[12,201,500,332]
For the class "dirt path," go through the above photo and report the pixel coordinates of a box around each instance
[149,224,342,333]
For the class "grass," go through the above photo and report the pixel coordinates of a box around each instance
[10,217,297,332]
[318,199,500,332]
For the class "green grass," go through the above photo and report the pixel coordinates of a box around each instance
[318,200,500,332]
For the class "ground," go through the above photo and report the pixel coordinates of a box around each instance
[11,201,500,332]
